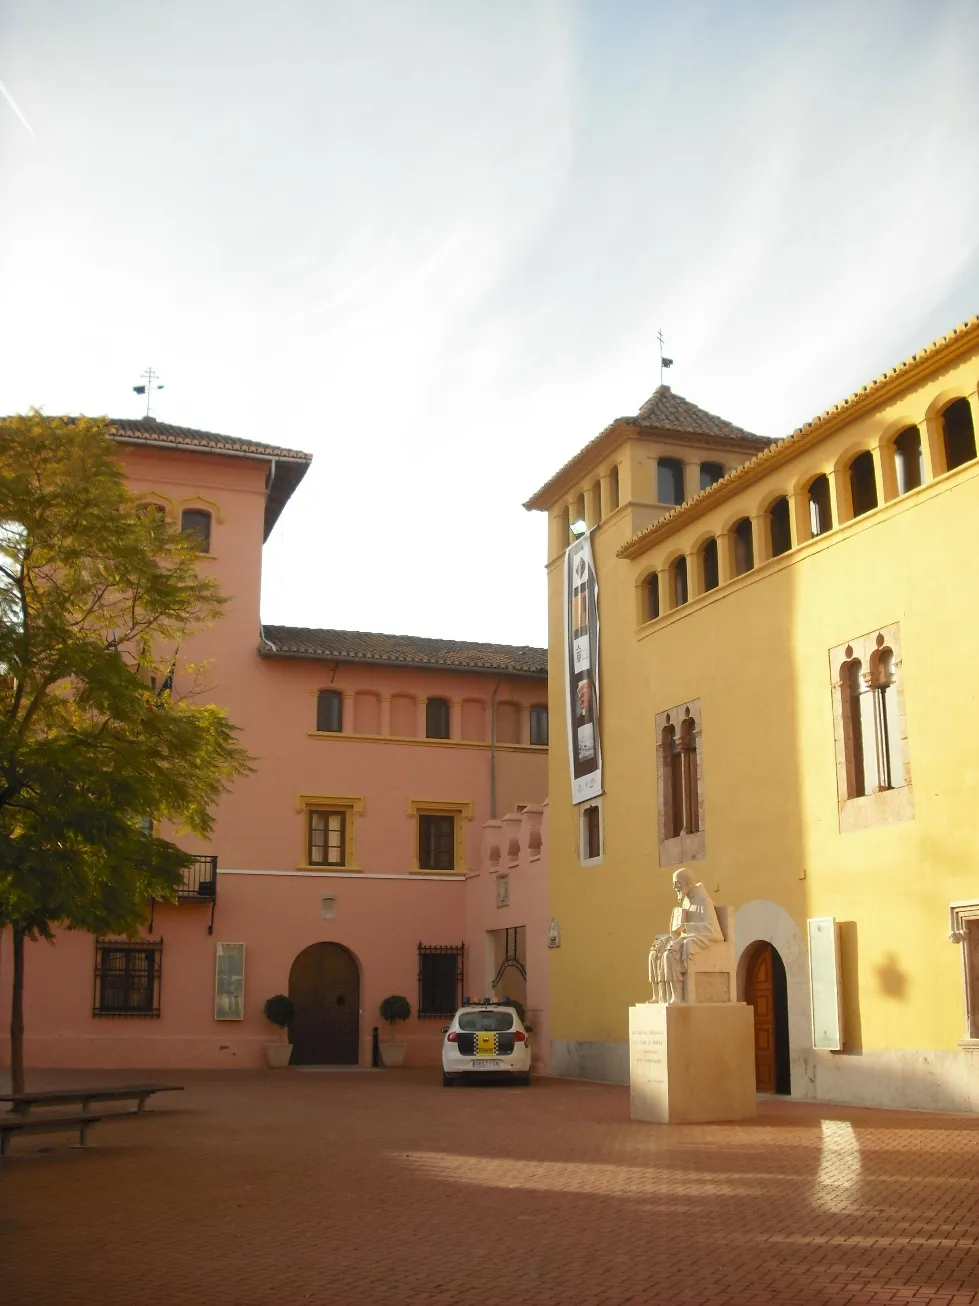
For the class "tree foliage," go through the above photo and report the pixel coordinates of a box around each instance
[0,412,252,1088]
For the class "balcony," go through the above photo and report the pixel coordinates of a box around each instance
[177,855,218,902]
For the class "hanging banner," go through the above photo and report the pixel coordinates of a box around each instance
[564,530,602,805]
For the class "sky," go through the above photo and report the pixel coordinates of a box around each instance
[2,1,978,648]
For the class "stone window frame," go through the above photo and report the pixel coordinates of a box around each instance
[655,698,705,866]
[297,793,364,871]
[948,901,979,1047]
[828,623,913,835]
[406,798,473,875]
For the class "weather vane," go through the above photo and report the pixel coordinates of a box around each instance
[657,330,674,386]
[132,367,164,418]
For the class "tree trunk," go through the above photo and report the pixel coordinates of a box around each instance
[10,925,25,1096]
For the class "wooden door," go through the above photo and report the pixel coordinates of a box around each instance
[746,943,776,1093]
[289,943,360,1065]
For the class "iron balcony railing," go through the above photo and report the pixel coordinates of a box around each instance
[177,854,218,902]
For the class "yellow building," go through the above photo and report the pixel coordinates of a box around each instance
[527,317,979,1111]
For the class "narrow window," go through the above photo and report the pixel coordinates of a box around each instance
[869,646,902,791]
[893,427,923,495]
[849,450,878,517]
[308,810,346,867]
[646,573,660,621]
[417,945,463,1018]
[841,658,866,799]
[560,505,570,547]
[701,538,719,592]
[672,556,688,607]
[769,496,791,557]
[942,398,977,471]
[93,939,163,1017]
[530,705,548,746]
[592,479,602,525]
[419,814,455,870]
[574,492,586,524]
[583,805,601,860]
[657,457,685,506]
[808,475,832,537]
[680,712,699,834]
[662,723,683,840]
[426,697,450,739]
[316,689,343,733]
[733,518,754,575]
[700,461,724,491]
[609,465,620,510]
[180,509,212,552]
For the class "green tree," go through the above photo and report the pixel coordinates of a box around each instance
[0,412,251,1092]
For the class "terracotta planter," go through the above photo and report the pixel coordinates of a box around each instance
[379,1041,406,1068]
[265,1042,293,1068]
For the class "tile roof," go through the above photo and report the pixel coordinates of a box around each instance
[106,417,312,541]
[617,313,979,559]
[631,386,767,442]
[524,387,769,510]
[260,625,548,676]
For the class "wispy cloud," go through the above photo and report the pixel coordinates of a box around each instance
[0,78,34,137]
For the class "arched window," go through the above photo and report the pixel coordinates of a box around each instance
[808,474,832,537]
[316,689,343,733]
[849,450,878,517]
[841,658,866,799]
[180,508,212,552]
[942,398,977,471]
[893,427,923,495]
[574,492,586,525]
[661,722,683,840]
[671,556,688,607]
[137,502,166,521]
[645,573,660,621]
[426,697,450,739]
[700,461,724,491]
[657,457,685,506]
[592,479,602,525]
[868,643,902,790]
[768,497,791,557]
[733,518,754,575]
[701,538,719,592]
[560,505,570,548]
[679,712,699,834]
[609,465,620,510]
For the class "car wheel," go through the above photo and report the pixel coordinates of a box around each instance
[516,1073,531,1087]
[442,1071,456,1086]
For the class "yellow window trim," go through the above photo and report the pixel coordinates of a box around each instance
[405,799,473,875]
[297,794,365,871]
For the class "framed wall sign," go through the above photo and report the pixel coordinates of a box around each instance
[807,917,843,1051]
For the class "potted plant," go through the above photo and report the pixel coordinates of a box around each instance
[378,995,411,1067]
[263,994,295,1068]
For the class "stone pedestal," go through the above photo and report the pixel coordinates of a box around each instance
[629,1002,756,1124]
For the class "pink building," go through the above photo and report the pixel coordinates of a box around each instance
[0,420,549,1072]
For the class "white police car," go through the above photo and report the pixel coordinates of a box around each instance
[441,999,531,1086]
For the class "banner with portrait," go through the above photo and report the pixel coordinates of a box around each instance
[564,530,602,805]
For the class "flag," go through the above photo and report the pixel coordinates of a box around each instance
[133,384,146,395]
[662,357,674,369]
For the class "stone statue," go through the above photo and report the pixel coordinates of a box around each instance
[648,868,724,1004]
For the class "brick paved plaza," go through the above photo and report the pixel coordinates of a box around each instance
[2,1068,979,1305]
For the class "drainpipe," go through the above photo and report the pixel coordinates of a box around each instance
[489,679,502,819]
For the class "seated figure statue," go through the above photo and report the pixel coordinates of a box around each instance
[648,867,724,1004]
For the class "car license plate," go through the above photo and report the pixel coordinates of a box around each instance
[471,1059,503,1070]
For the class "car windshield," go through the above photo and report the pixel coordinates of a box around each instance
[457,1010,515,1033]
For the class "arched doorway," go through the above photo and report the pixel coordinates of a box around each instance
[744,941,791,1094]
[288,943,360,1065]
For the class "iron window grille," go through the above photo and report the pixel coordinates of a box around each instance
[417,944,464,1018]
[93,938,163,1018]
[308,810,346,866]
[418,814,455,870]
[530,705,549,747]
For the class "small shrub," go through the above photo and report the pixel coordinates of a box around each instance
[263,994,295,1029]
[379,994,411,1027]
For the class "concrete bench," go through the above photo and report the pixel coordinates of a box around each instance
[0,1112,105,1157]
[0,1083,184,1116]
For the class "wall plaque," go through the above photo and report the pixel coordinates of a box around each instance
[807,917,843,1051]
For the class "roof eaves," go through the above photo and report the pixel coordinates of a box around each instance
[257,642,548,677]
[617,314,979,560]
